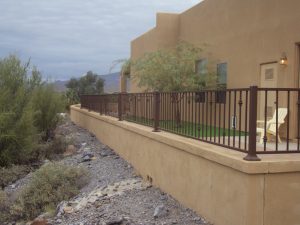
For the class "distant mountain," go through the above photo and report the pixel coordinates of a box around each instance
[52,72,120,93]
[100,72,120,93]
[53,80,68,92]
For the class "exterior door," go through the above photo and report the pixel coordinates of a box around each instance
[298,44,300,88]
[259,63,278,120]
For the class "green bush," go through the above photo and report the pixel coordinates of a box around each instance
[0,165,31,188]
[12,163,89,220]
[32,85,65,141]
[0,55,40,166]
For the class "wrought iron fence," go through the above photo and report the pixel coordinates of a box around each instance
[80,86,300,160]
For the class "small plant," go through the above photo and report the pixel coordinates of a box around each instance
[0,165,31,188]
[34,135,68,161]
[0,190,11,224]
[12,163,89,220]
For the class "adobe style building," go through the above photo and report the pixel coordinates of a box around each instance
[122,0,300,94]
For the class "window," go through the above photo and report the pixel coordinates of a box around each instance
[217,63,227,88]
[265,68,274,80]
[196,59,208,77]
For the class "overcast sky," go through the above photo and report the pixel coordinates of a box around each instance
[0,0,200,80]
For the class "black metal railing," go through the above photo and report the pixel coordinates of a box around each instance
[80,86,300,160]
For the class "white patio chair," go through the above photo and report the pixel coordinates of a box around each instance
[256,108,288,144]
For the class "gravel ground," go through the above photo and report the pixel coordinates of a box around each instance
[5,117,212,225]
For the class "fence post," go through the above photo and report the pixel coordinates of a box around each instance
[88,96,91,112]
[80,95,82,109]
[153,92,160,132]
[118,93,123,121]
[244,86,261,161]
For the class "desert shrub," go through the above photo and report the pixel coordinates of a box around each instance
[31,85,65,141]
[0,190,11,223]
[0,55,41,167]
[0,165,31,188]
[34,135,67,160]
[12,163,89,220]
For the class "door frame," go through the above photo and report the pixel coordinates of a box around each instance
[296,42,300,88]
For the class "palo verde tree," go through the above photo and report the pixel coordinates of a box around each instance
[65,71,104,106]
[132,41,217,127]
[0,55,40,166]
[31,84,65,141]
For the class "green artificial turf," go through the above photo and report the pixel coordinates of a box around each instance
[124,116,247,138]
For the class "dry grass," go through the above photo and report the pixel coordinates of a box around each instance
[11,162,89,220]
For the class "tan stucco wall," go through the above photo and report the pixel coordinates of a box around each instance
[131,0,300,92]
[179,0,300,89]
[71,105,300,225]
[130,13,180,92]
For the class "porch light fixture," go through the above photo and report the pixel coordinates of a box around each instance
[279,52,288,65]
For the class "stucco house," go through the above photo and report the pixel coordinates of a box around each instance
[121,0,300,92]
[119,0,300,139]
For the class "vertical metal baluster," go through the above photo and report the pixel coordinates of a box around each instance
[197,93,200,139]
[238,91,243,149]
[218,94,221,144]
[169,94,171,131]
[169,93,176,131]
[287,91,290,151]
[223,91,227,144]
[264,90,268,151]
[206,92,208,140]
[192,92,195,137]
[184,93,187,135]
[210,91,213,141]
[275,90,279,151]
[233,91,237,147]
[244,90,248,150]
[228,91,231,146]
[214,91,217,143]
[297,90,300,151]
[202,92,205,140]
[194,93,197,138]
[190,92,192,137]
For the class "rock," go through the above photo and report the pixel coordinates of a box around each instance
[141,181,152,190]
[100,151,109,157]
[82,155,92,162]
[105,217,124,225]
[30,218,51,225]
[56,201,67,217]
[82,151,94,158]
[153,204,169,218]
[37,212,52,219]
[64,145,77,156]
[63,206,74,214]
[81,151,95,162]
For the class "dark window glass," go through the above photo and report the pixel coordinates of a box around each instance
[217,63,227,88]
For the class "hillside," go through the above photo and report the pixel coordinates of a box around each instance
[53,72,120,93]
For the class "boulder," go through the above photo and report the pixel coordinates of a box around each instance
[64,145,77,156]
